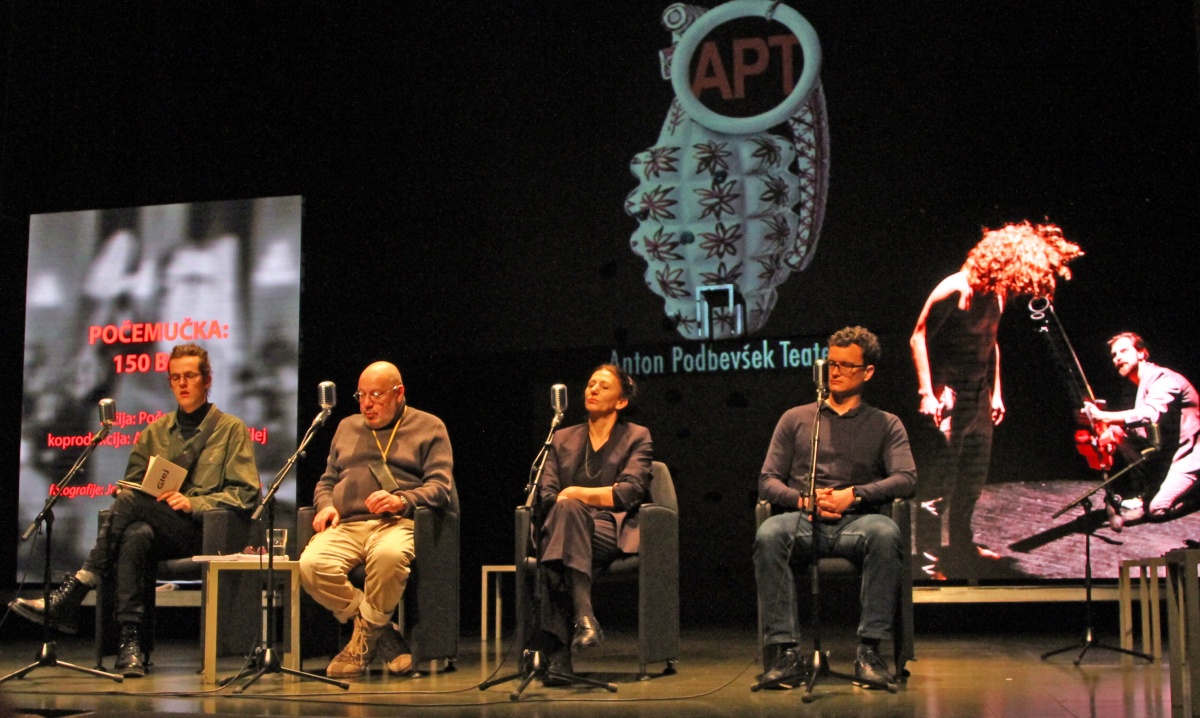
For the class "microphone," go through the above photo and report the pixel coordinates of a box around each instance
[813,359,828,398]
[98,398,116,427]
[318,381,337,411]
[312,381,336,428]
[550,383,567,429]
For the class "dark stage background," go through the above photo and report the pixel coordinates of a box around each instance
[2,1,1199,627]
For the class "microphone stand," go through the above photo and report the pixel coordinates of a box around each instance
[221,406,349,692]
[794,379,862,702]
[2,423,123,684]
[480,410,617,700]
[1042,443,1158,665]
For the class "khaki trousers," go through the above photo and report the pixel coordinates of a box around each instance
[299,517,415,627]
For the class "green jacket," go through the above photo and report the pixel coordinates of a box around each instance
[123,406,261,513]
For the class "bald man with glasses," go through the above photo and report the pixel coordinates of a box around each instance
[299,361,454,679]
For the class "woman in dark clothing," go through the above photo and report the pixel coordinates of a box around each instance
[535,364,653,678]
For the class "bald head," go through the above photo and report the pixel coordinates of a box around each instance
[357,361,405,429]
[361,361,402,387]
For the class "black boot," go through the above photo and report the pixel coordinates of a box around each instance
[9,572,91,634]
[115,623,147,678]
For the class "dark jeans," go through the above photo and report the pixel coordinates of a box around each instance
[82,490,202,625]
[754,511,903,647]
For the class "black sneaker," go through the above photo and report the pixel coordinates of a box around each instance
[759,644,809,689]
[854,642,892,687]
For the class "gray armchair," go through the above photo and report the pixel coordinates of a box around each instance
[515,460,679,680]
[296,481,460,676]
[754,498,914,678]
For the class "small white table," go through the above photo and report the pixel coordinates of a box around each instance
[480,565,516,648]
[201,559,302,684]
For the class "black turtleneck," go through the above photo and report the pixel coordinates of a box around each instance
[177,402,213,440]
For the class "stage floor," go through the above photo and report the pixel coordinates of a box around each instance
[0,626,1176,717]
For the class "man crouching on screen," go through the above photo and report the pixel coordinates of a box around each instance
[9,343,261,678]
[299,361,454,678]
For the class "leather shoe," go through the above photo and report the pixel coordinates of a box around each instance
[571,615,603,651]
[115,624,147,678]
[758,643,809,689]
[853,642,892,688]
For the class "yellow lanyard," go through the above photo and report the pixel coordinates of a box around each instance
[371,406,405,466]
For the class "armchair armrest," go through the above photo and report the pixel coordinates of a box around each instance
[637,501,679,664]
[297,506,315,552]
[198,508,256,555]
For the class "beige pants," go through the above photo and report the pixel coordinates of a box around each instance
[299,517,415,627]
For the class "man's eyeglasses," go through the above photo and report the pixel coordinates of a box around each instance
[827,361,867,374]
[169,372,203,385]
[353,385,401,403]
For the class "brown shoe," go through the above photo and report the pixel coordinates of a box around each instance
[372,623,413,675]
[327,616,373,678]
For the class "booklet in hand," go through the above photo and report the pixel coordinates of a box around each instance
[117,455,187,497]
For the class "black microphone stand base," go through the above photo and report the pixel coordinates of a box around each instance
[221,646,349,694]
[1040,627,1153,666]
[802,649,885,702]
[0,641,124,684]
[1042,496,1153,666]
[479,649,617,701]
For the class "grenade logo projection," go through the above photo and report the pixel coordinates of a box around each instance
[626,1,830,340]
